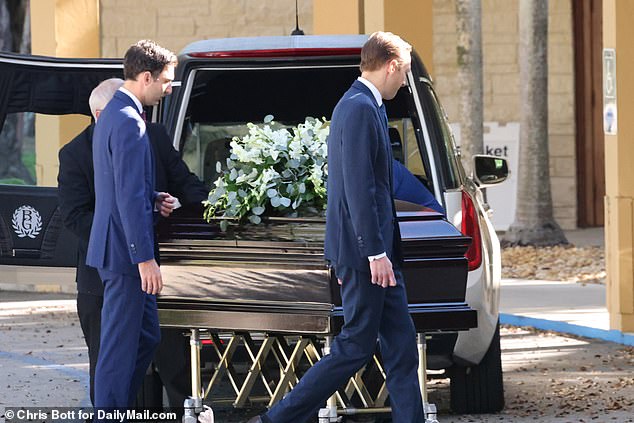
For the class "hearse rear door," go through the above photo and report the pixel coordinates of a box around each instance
[0,53,122,269]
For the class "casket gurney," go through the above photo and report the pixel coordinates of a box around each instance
[155,206,477,420]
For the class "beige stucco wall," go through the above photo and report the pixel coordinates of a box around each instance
[314,0,362,35]
[313,0,434,75]
[31,0,99,186]
[99,0,314,57]
[433,0,577,230]
[604,0,634,332]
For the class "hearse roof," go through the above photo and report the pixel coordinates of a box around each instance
[180,35,370,56]
[179,35,430,81]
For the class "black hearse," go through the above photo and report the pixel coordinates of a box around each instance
[0,35,507,418]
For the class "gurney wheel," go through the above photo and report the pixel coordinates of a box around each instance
[133,365,164,409]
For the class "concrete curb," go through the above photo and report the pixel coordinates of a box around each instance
[0,282,76,294]
[500,313,634,347]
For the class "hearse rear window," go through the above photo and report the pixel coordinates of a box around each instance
[0,112,36,186]
[177,66,432,190]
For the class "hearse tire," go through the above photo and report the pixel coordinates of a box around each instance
[133,365,163,409]
[449,321,504,414]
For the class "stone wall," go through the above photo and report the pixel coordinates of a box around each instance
[99,0,577,229]
[99,0,314,57]
[433,0,577,230]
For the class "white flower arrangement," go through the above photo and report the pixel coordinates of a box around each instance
[203,115,329,230]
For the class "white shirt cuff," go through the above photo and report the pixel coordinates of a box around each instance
[368,252,387,261]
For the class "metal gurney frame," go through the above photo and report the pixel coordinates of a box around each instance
[158,296,476,422]
[156,209,476,420]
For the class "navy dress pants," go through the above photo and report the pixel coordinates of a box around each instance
[78,293,189,412]
[264,266,424,423]
[77,293,103,406]
[93,269,161,417]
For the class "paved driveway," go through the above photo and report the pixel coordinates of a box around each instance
[1,293,632,422]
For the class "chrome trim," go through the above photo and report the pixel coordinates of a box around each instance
[150,105,158,123]
[402,118,409,166]
[159,308,331,334]
[419,76,433,86]
[407,71,442,202]
[173,69,197,151]
[0,56,121,68]
[186,64,359,71]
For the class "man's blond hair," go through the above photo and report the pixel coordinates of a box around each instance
[360,31,412,73]
[89,78,124,119]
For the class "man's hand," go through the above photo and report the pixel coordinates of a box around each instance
[155,192,178,217]
[138,259,162,295]
[369,256,397,288]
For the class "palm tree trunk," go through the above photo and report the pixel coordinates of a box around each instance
[0,0,34,184]
[455,0,484,177]
[0,0,11,51]
[503,0,567,246]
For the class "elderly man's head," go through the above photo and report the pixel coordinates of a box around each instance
[89,78,124,120]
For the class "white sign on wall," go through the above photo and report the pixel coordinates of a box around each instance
[450,122,520,231]
[603,48,617,135]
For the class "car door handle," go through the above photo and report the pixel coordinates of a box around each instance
[12,249,41,259]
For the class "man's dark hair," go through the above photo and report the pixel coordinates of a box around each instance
[123,40,177,80]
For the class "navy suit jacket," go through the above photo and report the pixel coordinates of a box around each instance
[392,159,445,214]
[58,122,207,294]
[324,80,399,273]
[86,90,157,278]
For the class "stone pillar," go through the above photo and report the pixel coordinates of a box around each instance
[30,0,99,187]
[603,0,634,332]
[313,0,433,75]
[384,0,434,76]
[314,0,364,34]
[363,0,385,34]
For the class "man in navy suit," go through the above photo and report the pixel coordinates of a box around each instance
[86,40,178,411]
[58,78,207,413]
[257,32,424,423]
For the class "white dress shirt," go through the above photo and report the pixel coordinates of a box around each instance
[118,86,144,115]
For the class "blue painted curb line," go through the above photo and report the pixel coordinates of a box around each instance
[500,313,634,347]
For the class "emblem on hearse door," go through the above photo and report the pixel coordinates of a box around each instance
[11,205,43,239]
